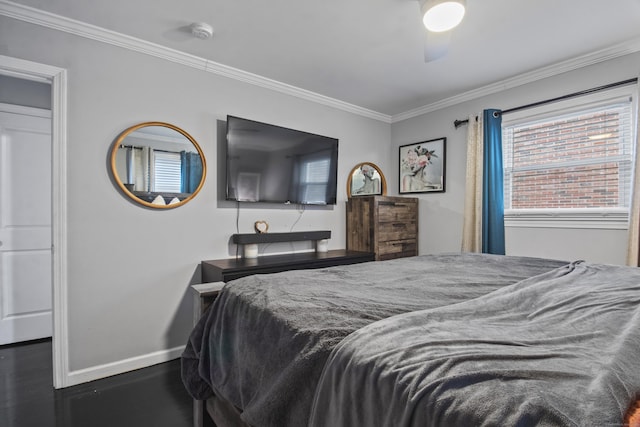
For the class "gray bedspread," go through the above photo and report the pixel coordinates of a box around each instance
[181,253,567,427]
[308,261,640,427]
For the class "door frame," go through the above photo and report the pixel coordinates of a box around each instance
[0,55,68,389]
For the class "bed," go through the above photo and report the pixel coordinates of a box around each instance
[181,253,640,427]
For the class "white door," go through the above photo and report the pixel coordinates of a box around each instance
[0,105,52,345]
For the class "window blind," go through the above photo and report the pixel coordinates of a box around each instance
[503,100,634,210]
[301,158,330,203]
[153,150,182,193]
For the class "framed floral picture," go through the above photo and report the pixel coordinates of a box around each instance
[399,138,446,194]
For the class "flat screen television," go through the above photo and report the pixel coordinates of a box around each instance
[226,115,339,205]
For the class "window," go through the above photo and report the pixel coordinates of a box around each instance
[299,156,331,204]
[152,150,182,193]
[502,86,636,228]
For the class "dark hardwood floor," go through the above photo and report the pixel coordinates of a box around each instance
[0,338,197,427]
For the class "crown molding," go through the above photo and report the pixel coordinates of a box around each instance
[3,0,638,125]
[202,60,391,122]
[391,37,640,123]
[0,1,209,70]
[0,0,391,123]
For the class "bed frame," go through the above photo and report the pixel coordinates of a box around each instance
[191,282,251,427]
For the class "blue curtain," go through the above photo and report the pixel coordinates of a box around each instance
[482,109,506,255]
[181,152,203,193]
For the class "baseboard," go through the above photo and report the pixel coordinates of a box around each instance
[63,345,185,387]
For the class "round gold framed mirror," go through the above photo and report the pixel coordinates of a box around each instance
[110,122,206,209]
[346,162,387,198]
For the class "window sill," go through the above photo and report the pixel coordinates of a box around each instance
[504,208,629,230]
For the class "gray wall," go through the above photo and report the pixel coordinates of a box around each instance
[390,52,640,264]
[0,74,51,108]
[1,15,390,377]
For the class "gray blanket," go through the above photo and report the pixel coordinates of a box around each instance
[308,261,640,427]
[182,253,567,427]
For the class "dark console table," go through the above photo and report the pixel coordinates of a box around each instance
[201,249,375,283]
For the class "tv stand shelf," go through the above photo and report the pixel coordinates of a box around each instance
[202,249,374,283]
[232,230,331,244]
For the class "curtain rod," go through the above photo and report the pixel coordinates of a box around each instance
[120,144,183,155]
[453,77,638,129]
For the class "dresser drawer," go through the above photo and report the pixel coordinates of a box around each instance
[378,221,417,241]
[378,202,417,222]
[378,240,417,260]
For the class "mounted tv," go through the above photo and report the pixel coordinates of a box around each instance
[226,116,339,205]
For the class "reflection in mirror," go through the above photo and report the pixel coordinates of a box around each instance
[346,162,387,198]
[110,122,206,208]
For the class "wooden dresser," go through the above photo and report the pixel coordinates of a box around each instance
[346,196,418,261]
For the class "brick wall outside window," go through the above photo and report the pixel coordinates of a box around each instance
[503,104,633,210]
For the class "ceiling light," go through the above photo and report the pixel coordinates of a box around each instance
[421,0,466,32]
[190,22,214,40]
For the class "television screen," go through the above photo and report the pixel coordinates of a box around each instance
[226,116,339,205]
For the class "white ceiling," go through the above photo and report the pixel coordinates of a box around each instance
[6,0,640,118]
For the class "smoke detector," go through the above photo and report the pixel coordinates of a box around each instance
[190,22,214,40]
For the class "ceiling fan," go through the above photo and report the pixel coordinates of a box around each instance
[418,0,466,62]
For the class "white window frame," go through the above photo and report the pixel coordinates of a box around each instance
[502,84,637,229]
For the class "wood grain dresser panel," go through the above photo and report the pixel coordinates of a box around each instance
[347,196,418,261]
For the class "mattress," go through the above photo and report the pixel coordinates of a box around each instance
[182,253,569,426]
[309,261,640,426]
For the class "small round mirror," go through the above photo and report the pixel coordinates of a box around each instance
[346,162,387,198]
[110,122,206,208]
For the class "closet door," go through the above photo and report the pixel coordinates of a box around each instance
[0,105,52,345]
